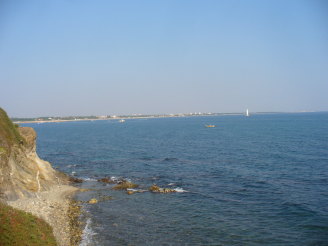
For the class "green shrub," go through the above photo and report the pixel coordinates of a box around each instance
[0,108,25,150]
[0,203,57,246]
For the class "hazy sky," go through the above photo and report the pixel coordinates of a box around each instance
[1,0,327,117]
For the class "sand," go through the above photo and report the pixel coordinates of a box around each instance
[8,185,79,246]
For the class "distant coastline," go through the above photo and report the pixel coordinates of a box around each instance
[12,113,221,124]
[12,111,325,124]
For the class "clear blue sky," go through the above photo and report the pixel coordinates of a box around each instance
[1,0,327,117]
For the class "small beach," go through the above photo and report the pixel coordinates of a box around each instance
[8,185,81,246]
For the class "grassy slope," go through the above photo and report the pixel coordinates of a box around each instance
[0,108,25,157]
[0,202,57,246]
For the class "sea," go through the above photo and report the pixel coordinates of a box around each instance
[24,113,328,246]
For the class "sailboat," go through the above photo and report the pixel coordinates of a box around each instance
[245,109,250,117]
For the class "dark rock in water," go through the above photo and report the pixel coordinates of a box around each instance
[98,195,113,202]
[112,180,138,190]
[161,188,176,193]
[88,198,98,204]
[149,184,176,193]
[97,177,115,184]
[69,176,83,183]
[149,184,161,192]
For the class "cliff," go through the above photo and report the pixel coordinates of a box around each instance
[0,108,69,201]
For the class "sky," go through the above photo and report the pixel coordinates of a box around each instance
[0,0,327,117]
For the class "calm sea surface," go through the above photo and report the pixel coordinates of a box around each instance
[25,113,328,245]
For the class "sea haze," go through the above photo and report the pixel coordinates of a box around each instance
[25,113,328,245]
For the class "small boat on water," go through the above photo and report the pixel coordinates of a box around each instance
[205,125,216,128]
[119,119,125,123]
[245,109,250,117]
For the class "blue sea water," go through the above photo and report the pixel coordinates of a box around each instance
[25,113,328,245]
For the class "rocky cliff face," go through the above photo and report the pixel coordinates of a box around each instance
[0,108,69,200]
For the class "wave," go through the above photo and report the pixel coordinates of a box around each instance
[139,156,155,161]
[110,176,119,182]
[163,157,179,162]
[66,164,79,168]
[79,218,97,246]
[127,188,139,192]
[280,201,317,217]
[173,187,187,193]
[127,188,148,193]
[81,177,97,181]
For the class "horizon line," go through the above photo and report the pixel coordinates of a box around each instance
[10,110,328,120]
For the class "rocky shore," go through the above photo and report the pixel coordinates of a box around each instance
[8,185,81,246]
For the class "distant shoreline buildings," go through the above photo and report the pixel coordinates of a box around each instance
[11,111,324,124]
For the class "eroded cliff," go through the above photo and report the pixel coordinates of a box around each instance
[0,108,69,200]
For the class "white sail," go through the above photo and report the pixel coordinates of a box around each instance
[246,109,249,117]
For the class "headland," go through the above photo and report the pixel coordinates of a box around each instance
[0,107,82,246]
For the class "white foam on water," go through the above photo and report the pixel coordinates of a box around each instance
[82,177,97,181]
[66,164,78,168]
[174,187,187,193]
[168,183,175,186]
[110,176,118,181]
[79,218,97,246]
[127,188,138,192]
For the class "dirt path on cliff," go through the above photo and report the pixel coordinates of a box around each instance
[8,185,79,246]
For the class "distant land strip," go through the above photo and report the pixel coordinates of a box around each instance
[11,111,322,124]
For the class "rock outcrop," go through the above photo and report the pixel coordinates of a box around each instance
[149,184,176,193]
[112,180,139,190]
[0,108,70,201]
[97,177,115,184]
[88,198,98,204]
